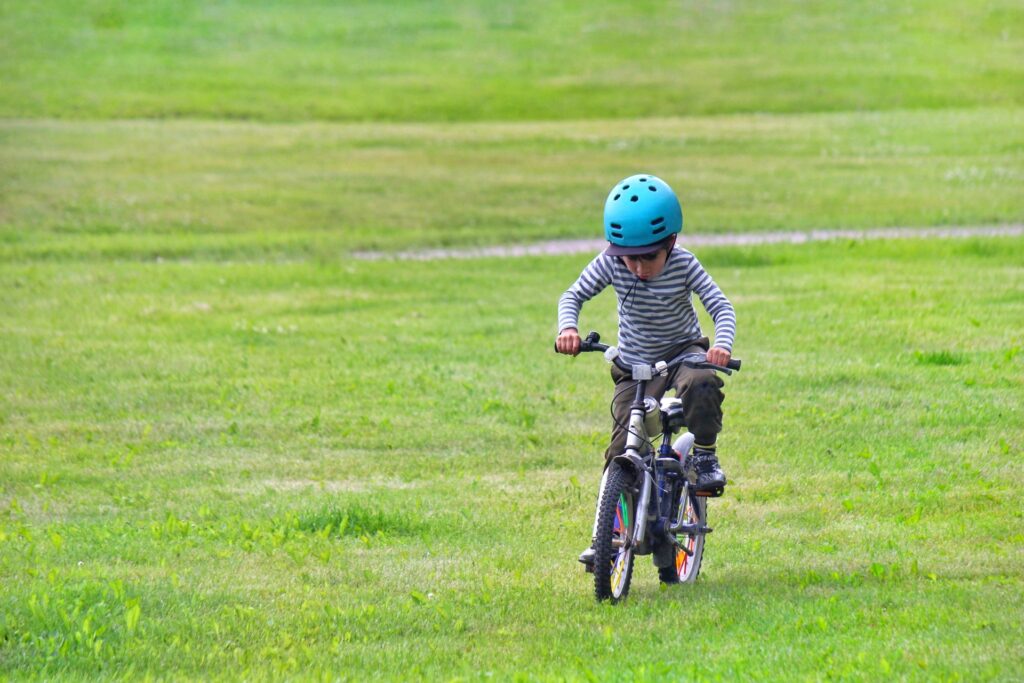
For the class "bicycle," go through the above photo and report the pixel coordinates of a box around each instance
[561,331,741,602]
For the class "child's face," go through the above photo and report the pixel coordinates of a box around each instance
[621,247,670,280]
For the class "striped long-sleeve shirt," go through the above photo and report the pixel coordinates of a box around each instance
[557,248,736,365]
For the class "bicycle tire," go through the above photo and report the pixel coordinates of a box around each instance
[594,464,637,602]
[659,487,706,584]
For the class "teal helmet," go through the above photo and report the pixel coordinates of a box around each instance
[603,174,683,255]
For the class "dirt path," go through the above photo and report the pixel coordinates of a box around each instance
[352,224,1024,261]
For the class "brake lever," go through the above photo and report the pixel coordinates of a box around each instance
[679,358,734,375]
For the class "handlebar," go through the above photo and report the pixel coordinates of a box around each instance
[555,331,741,375]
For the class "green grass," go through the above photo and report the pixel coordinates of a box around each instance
[2,0,1022,121]
[1,237,1022,679]
[3,0,1023,678]
[3,107,1023,255]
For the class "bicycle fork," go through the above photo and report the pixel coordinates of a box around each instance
[590,404,650,543]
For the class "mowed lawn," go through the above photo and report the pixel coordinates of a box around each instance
[1,236,1021,678]
[3,0,1024,678]
[2,0,1022,121]
[2,107,1023,256]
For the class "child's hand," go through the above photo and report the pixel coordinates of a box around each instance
[706,346,732,367]
[556,328,582,356]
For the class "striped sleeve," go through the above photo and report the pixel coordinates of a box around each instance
[557,255,613,333]
[684,255,737,352]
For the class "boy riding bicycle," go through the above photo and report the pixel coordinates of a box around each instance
[554,174,737,565]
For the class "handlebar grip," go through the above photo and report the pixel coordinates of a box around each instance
[553,342,605,352]
[727,358,742,371]
[553,342,601,352]
[555,331,608,354]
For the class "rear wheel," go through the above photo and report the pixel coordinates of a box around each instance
[593,464,636,602]
[659,487,706,584]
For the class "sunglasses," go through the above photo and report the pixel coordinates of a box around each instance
[627,250,664,262]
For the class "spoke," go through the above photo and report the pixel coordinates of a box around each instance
[611,556,624,590]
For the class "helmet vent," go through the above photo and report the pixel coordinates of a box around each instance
[648,185,657,192]
[611,231,623,239]
[639,177,647,182]
[610,223,622,229]
[613,194,620,200]
[651,217,665,226]
[630,195,639,202]
[622,184,630,190]
[652,226,666,235]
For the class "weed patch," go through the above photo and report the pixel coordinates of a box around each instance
[914,350,967,366]
[296,504,423,539]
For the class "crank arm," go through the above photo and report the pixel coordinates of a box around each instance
[664,533,693,557]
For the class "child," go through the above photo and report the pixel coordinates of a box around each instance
[554,174,736,564]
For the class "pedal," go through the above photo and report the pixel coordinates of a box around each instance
[579,548,597,571]
[695,486,725,498]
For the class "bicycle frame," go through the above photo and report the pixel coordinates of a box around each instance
[620,377,657,553]
[588,372,685,559]
[602,353,725,558]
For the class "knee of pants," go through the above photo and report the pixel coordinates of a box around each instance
[691,375,724,406]
[684,373,724,436]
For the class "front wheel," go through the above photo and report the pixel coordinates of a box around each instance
[659,487,706,584]
[593,464,637,602]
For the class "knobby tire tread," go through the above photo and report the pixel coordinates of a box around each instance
[593,464,635,602]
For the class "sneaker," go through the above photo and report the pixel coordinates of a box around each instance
[578,547,596,566]
[692,449,727,492]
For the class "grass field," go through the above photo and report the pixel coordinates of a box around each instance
[2,0,1024,679]
[2,237,1022,678]
[2,0,1022,121]
[3,108,1023,256]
